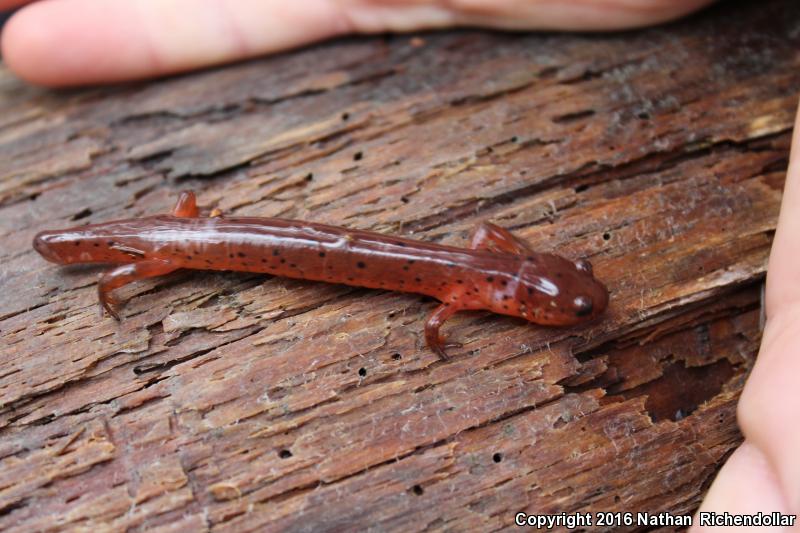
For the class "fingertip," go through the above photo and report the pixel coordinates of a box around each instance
[1,3,52,86]
[738,319,800,512]
[2,0,143,86]
[690,441,790,533]
[2,0,352,87]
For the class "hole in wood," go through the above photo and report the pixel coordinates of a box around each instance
[613,359,734,422]
[71,208,93,221]
[278,449,293,459]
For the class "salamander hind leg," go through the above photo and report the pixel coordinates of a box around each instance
[98,259,179,319]
[469,222,534,255]
[424,303,463,361]
[172,191,199,217]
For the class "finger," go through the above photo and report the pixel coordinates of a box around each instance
[329,0,716,33]
[765,100,800,318]
[2,0,718,87]
[689,441,790,533]
[737,99,800,513]
[739,294,800,514]
[1,0,353,87]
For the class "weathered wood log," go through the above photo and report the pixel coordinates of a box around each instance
[0,0,795,530]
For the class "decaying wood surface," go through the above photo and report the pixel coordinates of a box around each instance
[0,0,796,530]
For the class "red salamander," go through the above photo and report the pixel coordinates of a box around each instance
[33,191,609,359]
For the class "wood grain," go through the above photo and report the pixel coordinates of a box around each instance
[0,0,795,530]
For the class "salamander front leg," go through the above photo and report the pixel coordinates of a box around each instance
[98,259,179,319]
[172,191,199,218]
[425,303,463,361]
[469,222,534,255]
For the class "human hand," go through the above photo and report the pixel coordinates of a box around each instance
[690,104,800,531]
[1,0,715,87]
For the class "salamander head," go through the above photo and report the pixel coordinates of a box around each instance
[33,230,76,264]
[514,254,609,326]
[33,226,144,265]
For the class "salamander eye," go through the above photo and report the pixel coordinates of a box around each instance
[573,295,593,317]
[575,259,593,275]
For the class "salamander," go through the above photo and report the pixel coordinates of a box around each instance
[32,191,609,359]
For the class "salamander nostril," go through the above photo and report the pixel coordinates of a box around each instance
[573,295,593,316]
[575,259,593,275]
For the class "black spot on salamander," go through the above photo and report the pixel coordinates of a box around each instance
[107,240,115,246]
[486,276,494,282]
[415,277,422,283]
[556,272,563,278]
[229,253,234,258]
[456,279,463,284]
[74,241,80,246]
[273,249,280,256]
[280,259,286,264]
[527,287,534,296]
[93,243,100,247]
[261,258,267,263]
[501,280,508,286]
[319,251,326,257]
[237,252,246,258]
[186,255,192,260]
[503,305,509,310]
[408,259,415,264]
[348,277,355,282]
[290,263,297,268]
[502,295,510,301]
[357,261,366,269]
[402,265,409,271]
